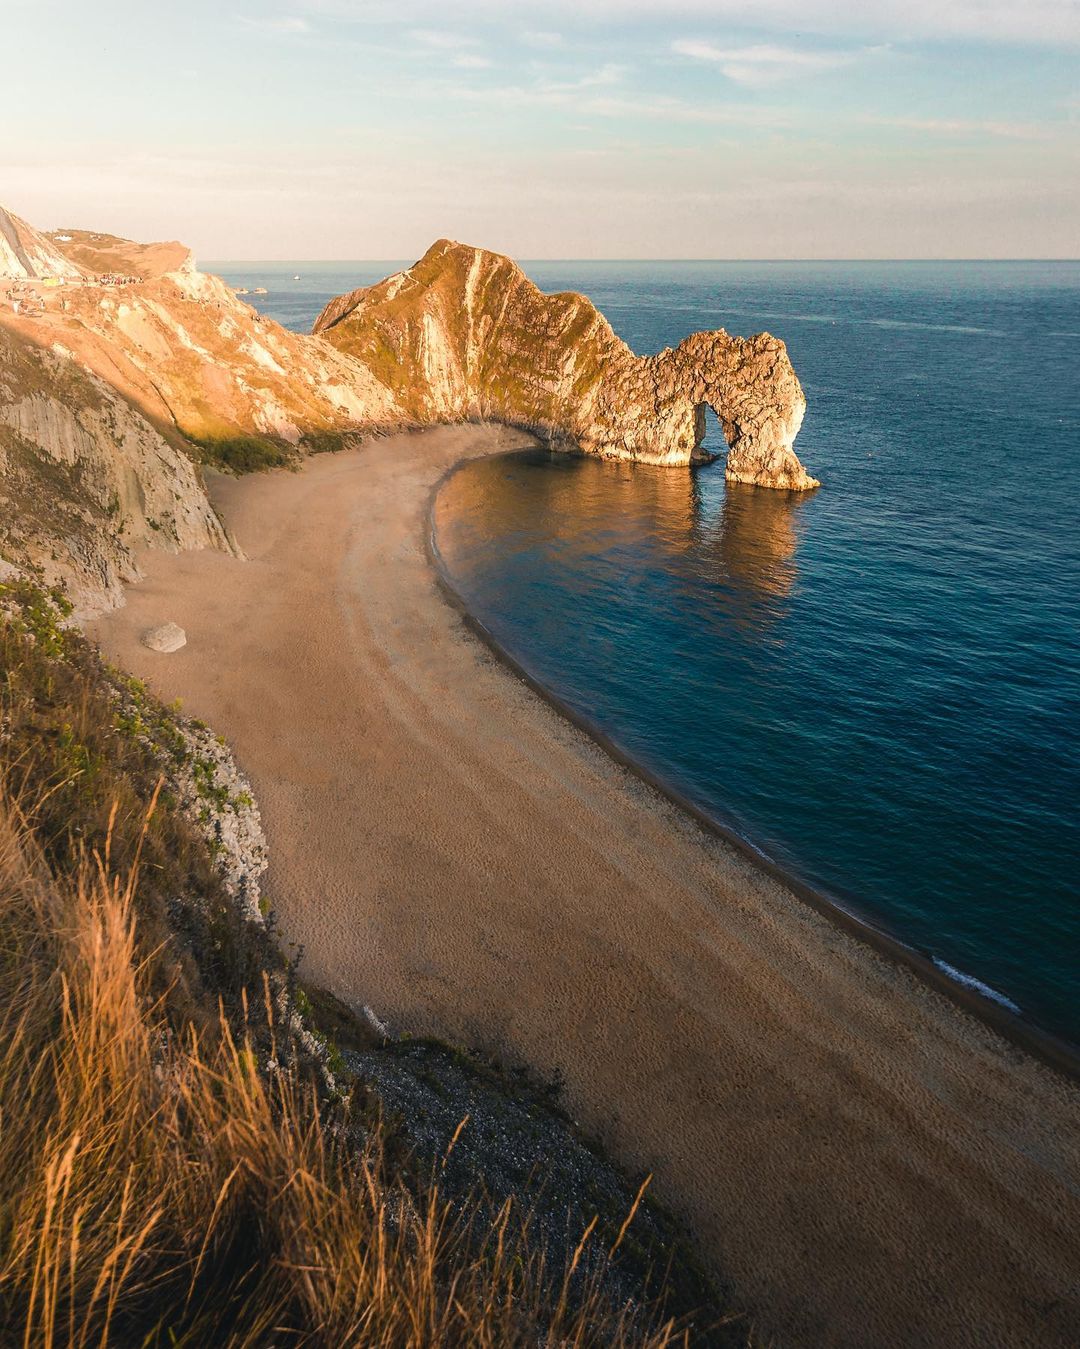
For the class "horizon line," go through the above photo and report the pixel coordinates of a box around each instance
[203,256,1080,265]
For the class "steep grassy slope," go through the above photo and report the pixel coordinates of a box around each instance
[0,584,728,1345]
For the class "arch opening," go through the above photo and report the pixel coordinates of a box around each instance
[693,403,730,465]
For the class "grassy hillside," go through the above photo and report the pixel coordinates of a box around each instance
[0,582,729,1346]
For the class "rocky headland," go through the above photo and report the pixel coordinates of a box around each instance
[1,204,816,614]
[315,237,816,487]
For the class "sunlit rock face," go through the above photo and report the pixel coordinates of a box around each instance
[3,205,815,489]
[0,203,405,614]
[315,239,818,489]
[0,327,233,615]
[0,206,815,621]
[0,203,399,456]
[0,206,85,280]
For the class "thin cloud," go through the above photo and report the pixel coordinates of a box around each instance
[863,115,1055,140]
[452,53,493,68]
[522,30,564,48]
[410,28,478,49]
[579,94,793,126]
[554,62,625,90]
[672,39,854,86]
[302,1,1080,47]
[445,72,792,127]
[239,14,311,35]
[480,62,625,97]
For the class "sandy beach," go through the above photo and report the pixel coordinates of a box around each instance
[87,425,1080,1348]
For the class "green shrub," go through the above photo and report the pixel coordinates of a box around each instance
[185,432,295,473]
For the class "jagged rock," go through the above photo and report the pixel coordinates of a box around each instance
[142,622,187,653]
[1,203,398,461]
[315,239,818,489]
[169,715,267,922]
[0,326,233,616]
[1,204,816,619]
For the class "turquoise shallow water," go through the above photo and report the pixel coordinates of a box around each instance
[214,259,1080,1045]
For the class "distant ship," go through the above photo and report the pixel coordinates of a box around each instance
[233,286,249,295]
[253,287,268,294]
[293,274,301,280]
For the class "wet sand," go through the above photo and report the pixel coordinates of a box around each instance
[88,425,1080,1347]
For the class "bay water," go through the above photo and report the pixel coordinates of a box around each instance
[212,258,1080,1044]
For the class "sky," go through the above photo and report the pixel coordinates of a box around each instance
[4,0,1079,259]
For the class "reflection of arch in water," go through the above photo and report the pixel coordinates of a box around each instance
[691,472,808,606]
[442,448,700,558]
[435,448,809,630]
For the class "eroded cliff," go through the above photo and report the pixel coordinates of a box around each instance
[0,326,232,615]
[0,206,84,281]
[1,207,398,465]
[1,206,817,610]
[315,239,817,489]
[0,205,406,610]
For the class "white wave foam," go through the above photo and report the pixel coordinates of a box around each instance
[932,958,1022,1013]
[868,319,999,335]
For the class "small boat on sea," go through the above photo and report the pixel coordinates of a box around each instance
[293,274,301,280]
[233,286,249,295]
[253,287,268,294]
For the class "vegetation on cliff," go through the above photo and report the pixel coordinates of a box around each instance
[0,584,725,1345]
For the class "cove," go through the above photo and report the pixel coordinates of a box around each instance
[432,444,1080,1048]
[218,256,1080,1051]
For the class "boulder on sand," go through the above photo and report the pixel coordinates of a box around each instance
[142,622,186,653]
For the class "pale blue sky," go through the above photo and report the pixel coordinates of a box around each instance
[5,0,1079,258]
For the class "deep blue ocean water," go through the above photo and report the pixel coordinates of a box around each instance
[212,259,1080,1044]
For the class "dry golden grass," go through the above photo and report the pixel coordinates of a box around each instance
[0,586,703,1346]
[0,788,696,1347]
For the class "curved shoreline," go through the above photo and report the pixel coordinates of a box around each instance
[426,450,1080,1083]
[85,426,1080,1348]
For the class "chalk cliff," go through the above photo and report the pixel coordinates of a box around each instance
[1,207,397,462]
[0,205,403,611]
[0,205,817,609]
[0,206,85,281]
[0,326,232,615]
[315,239,817,489]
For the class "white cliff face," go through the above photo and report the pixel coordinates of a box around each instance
[0,203,400,463]
[315,239,819,489]
[0,207,85,280]
[0,328,232,616]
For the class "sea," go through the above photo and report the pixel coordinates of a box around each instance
[210,258,1080,1046]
